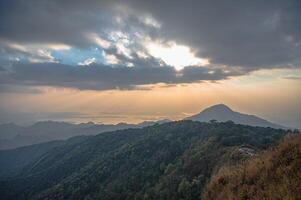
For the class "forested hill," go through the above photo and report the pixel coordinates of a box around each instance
[0,121,286,200]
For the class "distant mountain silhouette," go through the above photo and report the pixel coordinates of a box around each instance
[0,104,287,150]
[185,104,285,129]
[0,120,170,150]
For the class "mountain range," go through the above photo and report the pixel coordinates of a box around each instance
[0,119,170,150]
[0,104,285,149]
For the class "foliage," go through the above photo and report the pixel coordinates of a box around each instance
[202,134,301,200]
[0,121,286,200]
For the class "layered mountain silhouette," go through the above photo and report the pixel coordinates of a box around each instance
[0,120,170,150]
[185,104,285,129]
[0,104,286,150]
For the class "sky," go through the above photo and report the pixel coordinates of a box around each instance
[0,0,300,128]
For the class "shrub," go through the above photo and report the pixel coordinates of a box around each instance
[202,134,301,200]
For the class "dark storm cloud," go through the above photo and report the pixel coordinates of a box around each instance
[1,0,300,68]
[0,0,114,47]
[0,0,300,90]
[125,0,301,68]
[0,0,158,47]
[0,63,236,91]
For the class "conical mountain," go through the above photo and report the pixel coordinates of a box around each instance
[185,104,285,129]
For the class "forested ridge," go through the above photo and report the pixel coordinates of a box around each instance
[0,120,286,200]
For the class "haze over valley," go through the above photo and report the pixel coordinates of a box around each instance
[0,104,287,150]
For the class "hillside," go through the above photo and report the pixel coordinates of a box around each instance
[0,121,286,200]
[202,134,301,200]
[186,104,285,129]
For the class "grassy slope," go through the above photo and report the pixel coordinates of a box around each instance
[202,134,301,200]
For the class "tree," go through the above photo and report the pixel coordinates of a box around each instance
[178,178,192,200]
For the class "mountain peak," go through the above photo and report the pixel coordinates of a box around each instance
[185,104,285,129]
[204,104,233,112]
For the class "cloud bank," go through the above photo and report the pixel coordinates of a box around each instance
[0,0,300,91]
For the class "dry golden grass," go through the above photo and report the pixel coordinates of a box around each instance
[202,134,301,200]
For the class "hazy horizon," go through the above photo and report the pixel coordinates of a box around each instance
[1,100,300,129]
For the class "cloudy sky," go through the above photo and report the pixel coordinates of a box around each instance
[0,0,300,128]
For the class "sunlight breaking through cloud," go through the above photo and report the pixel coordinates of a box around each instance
[145,41,209,70]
